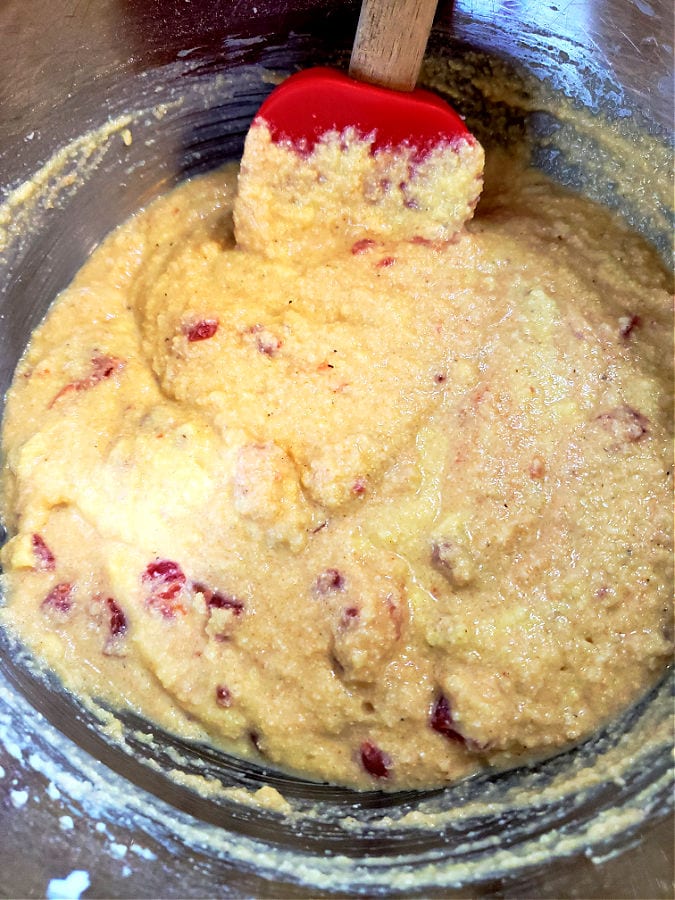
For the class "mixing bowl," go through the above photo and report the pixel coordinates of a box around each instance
[0,0,672,896]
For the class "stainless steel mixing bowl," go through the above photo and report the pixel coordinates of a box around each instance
[0,1,673,896]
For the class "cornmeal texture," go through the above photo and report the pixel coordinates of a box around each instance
[1,131,672,790]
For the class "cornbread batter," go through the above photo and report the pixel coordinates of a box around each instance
[1,123,672,790]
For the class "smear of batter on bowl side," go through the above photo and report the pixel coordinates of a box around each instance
[0,110,672,791]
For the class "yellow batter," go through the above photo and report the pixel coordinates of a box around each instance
[1,123,672,790]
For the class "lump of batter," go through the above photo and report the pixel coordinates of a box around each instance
[234,119,484,256]
[1,124,672,791]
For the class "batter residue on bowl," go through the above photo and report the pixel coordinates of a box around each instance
[1,121,672,790]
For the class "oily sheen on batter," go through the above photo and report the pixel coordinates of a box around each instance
[1,126,672,790]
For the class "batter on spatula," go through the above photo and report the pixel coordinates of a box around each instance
[235,117,483,256]
[1,112,672,789]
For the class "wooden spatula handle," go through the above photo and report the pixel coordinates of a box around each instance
[349,0,439,92]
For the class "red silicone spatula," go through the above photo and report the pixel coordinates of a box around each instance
[235,0,483,255]
[253,0,474,157]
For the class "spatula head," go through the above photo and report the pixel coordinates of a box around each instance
[255,66,475,158]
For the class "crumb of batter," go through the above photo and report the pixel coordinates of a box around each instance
[0,130,672,791]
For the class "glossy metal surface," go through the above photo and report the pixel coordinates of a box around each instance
[0,1,673,897]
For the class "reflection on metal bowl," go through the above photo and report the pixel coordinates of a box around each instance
[0,1,672,896]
